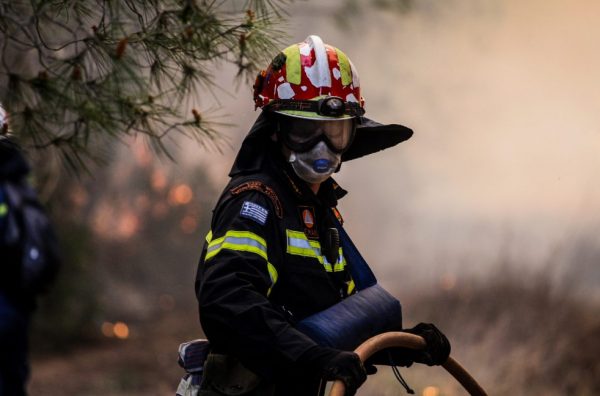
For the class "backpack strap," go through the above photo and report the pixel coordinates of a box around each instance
[331,212,377,290]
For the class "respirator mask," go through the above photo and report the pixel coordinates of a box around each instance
[277,114,356,184]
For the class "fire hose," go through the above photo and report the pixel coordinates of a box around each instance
[329,332,488,396]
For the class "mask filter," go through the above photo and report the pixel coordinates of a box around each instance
[288,141,341,184]
[313,158,333,173]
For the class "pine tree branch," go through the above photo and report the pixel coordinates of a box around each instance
[0,0,290,172]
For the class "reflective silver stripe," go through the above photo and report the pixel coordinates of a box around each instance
[207,236,265,254]
[204,230,277,296]
[206,231,267,261]
[285,229,345,272]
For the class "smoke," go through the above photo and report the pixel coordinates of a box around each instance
[186,0,600,291]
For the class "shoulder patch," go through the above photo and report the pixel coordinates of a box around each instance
[240,201,269,225]
[230,181,283,218]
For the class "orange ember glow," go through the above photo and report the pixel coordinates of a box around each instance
[117,212,139,238]
[113,322,130,339]
[422,386,440,396]
[169,184,193,206]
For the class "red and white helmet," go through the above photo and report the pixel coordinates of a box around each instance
[253,35,365,120]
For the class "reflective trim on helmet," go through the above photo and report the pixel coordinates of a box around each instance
[335,48,352,87]
[283,45,301,85]
[285,229,346,272]
[349,58,361,89]
[206,230,267,261]
[305,35,331,88]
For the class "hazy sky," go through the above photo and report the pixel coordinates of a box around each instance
[182,0,600,289]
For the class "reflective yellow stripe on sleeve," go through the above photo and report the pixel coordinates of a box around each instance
[267,262,278,297]
[205,230,278,296]
[346,279,355,295]
[286,229,346,273]
[206,230,268,261]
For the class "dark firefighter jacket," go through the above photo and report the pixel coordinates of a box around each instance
[0,139,30,301]
[0,138,60,310]
[195,113,412,395]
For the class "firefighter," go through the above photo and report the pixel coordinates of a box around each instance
[0,106,61,395]
[195,35,450,396]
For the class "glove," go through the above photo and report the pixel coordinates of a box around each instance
[302,346,367,396]
[364,363,378,375]
[404,322,451,366]
[321,350,367,396]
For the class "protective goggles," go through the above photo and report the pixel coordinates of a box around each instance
[277,115,356,154]
[265,96,365,118]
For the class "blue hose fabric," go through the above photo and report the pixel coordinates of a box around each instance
[295,216,403,351]
[296,284,402,351]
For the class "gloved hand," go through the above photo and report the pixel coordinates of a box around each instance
[364,363,378,375]
[321,350,367,395]
[404,322,451,366]
[303,346,367,396]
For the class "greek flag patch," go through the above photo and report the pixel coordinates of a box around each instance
[240,201,269,225]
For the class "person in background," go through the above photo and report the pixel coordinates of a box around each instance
[0,105,61,396]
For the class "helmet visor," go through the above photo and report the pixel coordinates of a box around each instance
[279,117,356,154]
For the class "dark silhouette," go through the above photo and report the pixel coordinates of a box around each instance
[0,132,61,395]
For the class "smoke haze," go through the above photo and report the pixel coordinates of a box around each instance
[28,2,600,394]
[182,0,600,294]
